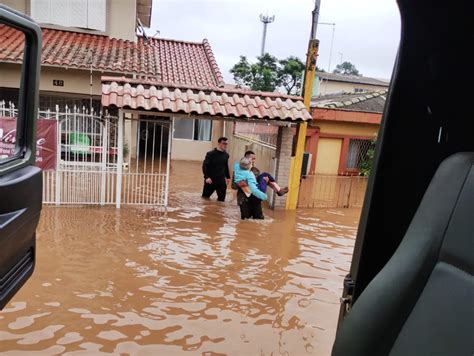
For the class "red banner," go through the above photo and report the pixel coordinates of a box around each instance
[0,117,57,170]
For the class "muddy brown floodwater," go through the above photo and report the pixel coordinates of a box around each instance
[0,161,360,355]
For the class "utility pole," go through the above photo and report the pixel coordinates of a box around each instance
[304,0,321,106]
[259,14,275,56]
[285,0,321,210]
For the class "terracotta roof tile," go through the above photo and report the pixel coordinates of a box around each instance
[102,77,311,122]
[0,25,223,87]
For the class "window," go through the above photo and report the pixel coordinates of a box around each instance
[347,139,372,169]
[173,118,212,141]
[354,88,366,93]
[31,0,106,32]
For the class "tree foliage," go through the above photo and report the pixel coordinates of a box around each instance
[230,54,280,92]
[230,54,305,95]
[333,61,361,76]
[278,56,305,95]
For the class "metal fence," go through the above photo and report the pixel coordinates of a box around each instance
[1,101,171,207]
[298,174,368,208]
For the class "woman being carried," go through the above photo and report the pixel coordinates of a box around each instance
[233,157,267,219]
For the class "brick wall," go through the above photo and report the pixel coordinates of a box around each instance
[273,126,293,209]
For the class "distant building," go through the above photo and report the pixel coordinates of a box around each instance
[313,71,390,96]
[307,90,387,175]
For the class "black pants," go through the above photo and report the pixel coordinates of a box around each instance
[202,179,227,201]
[240,195,264,220]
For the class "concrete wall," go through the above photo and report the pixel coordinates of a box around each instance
[171,139,213,161]
[316,80,388,96]
[108,0,136,41]
[2,0,27,13]
[315,121,379,138]
[0,63,22,89]
[171,118,224,161]
[1,63,104,96]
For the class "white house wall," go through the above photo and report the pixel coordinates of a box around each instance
[317,80,388,96]
[171,118,224,161]
[108,0,137,42]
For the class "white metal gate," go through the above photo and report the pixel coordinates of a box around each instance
[119,116,171,206]
[1,102,172,207]
[55,107,119,205]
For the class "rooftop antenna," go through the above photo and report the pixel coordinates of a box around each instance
[259,13,275,56]
[317,22,336,72]
[136,18,148,40]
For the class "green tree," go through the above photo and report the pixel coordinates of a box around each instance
[230,54,307,94]
[230,53,280,92]
[333,61,361,76]
[278,56,305,95]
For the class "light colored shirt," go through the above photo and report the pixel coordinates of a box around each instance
[233,162,268,201]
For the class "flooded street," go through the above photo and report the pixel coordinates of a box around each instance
[1,162,360,355]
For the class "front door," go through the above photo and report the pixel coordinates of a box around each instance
[315,138,343,174]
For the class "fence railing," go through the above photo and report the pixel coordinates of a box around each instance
[298,174,368,208]
[1,100,170,207]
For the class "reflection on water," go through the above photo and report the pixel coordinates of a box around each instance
[0,162,359,355]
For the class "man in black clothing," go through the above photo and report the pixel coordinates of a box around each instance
[202,137,231,202]
[239,194,264,219]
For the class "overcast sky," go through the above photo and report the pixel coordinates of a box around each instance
[150,0,401,84]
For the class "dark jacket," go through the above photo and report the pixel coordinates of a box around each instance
[202,148,230,181]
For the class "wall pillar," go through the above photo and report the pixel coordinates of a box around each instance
[273,126,293,209]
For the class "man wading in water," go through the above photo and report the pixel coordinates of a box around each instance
[202,137,231,202]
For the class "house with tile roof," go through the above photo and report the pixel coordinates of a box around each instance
[0,0,154,112]
[1,1,311,209]
[305,90,386,176]
[294,90,386,208]
[314,71,390,96]
[0,0,231,161]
